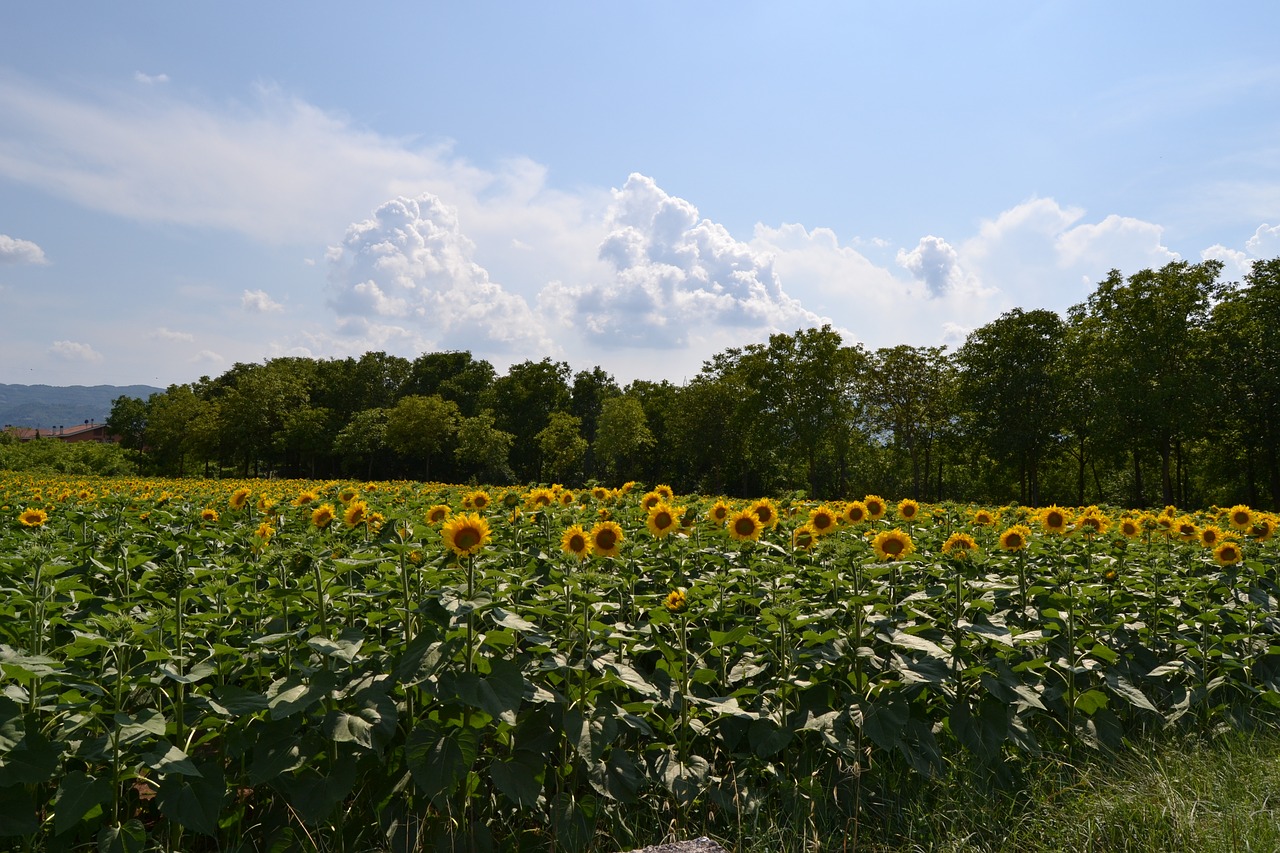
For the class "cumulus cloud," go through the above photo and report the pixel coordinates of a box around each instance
[326,194,552,355]
[241,289,284,313]
[546,174,824,348]
[957,198,1180,310]
[151,327,195,342]
[191,350,223,365]
[896,235,970,297]
[48,340,102,362]
[1245,223,1280,258]
[133,71,169,85]
[0,234,47,264]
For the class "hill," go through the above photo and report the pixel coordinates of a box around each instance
[0,383,164,431]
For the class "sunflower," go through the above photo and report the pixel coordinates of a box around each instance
[708,500,732,526]
[1227,504,1253,531]
[640,490,664,512]
[1076,511,1109,537]
[441,512,491,557]
[591,486,611,501]
[526,488,556,509]
[750,498,780,529]
[1039,505,1071,535]
[462,490,490,511]
[664,588,688,614]
[727,508,763,542]
[254,521,275,541]
[587,520,623,557]
[863,495,887,521]
[842,501,868,525]
[1213,540,1243,567]
[942,532,978,558]
[201,508,220,523]
[338,487,358,505]
[792,525,817,551]
[646,503,680,538]
[229,487,252,511]
[343,500,368,527]
[293,490,317,507]
[559,490,576,507]
[972,508,996,527]
[897,498,920,521]
[999,525,1032,551]
[19,507,48,527]
[561,525,590,560]
[1118,517,1142,538]
[872,528,915,561]
[1199,525,1224,549]
[1250,516,1275,543]
[809,505,839,536]
[425,504,451,525]
[654,484,675,501]
[311,504,335,529]
[1174,516,1199,543]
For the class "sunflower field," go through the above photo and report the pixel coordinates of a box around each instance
[2,471,1279,851]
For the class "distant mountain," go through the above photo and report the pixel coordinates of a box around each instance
[0,384,165,431]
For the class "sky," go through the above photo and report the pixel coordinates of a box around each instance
[2,2,1278,389]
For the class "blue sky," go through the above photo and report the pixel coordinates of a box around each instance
[2,2,1278,388]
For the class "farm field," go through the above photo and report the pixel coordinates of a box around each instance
[2,472,1279,852]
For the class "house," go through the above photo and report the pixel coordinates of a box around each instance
[1,421,118,444]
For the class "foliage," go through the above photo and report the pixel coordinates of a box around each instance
[2,472,1279,850]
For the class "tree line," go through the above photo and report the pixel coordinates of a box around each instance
[105,257,1280,509]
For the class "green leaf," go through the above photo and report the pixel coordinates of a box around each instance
[114,708,166,744]
[141,741,202,777]
[656,750,709,805]
[248,734,304,786]
[267,670,337,719]
[97,820,147,853]
[491,752,543,808]
[1106,672,1159,713]
[209,684,269,717]
[588,748,642,803]
[156,758,225,836]
[157,661,216,684]
[307,627,365,663]
[564,708,618,763]
[748,718,793,757]
[454,659,524,724]
[395,635,460,687]
[406,722,478,801]
[53,770,111,835]
[0,784,37,836]
[271,752,358,826]
[1074,689,1109,715]
[0,728,61,786]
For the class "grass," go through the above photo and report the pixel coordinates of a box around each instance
[788,727,1280,853]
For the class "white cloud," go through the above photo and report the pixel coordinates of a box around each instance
[1245,223,1280,258]
[241,289,284,313]
[151,327,195,342]
[0,234,47,264]
[1200,244,1253,281]
[326,193,553,355]
[896,235,972,297]
[547,174,825,348]
[133,71,169,85]
[48,340,102,362]
[191,349,223,365]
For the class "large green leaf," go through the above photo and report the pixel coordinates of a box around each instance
[0,727,61,786]
[53,770,111,835]
[406,722,478,801]
[156,758,225,836]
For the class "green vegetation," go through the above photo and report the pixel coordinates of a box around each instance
[2,474,1279,850]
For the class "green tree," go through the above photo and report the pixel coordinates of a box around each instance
[484,358,572,481]
[956,308,1068,506]
[105,395,149,451]
[592,395,655,481]
[404,351,495,418]
[384,394,461,479]
[536,411,588,484]
[333,408,390,479]
[1073,260,1223,506]
[455,410,516,483]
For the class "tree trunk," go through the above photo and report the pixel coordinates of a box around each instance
[1133,446,1145,508]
